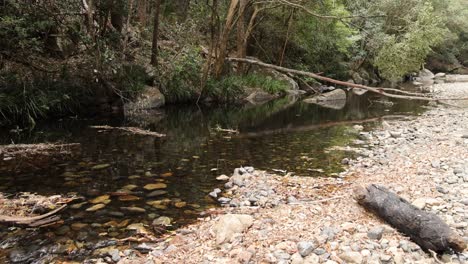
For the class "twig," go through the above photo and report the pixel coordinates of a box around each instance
[288,195,346,205]
[429,249,444,264]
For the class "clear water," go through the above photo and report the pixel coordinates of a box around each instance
[0,92,426,262]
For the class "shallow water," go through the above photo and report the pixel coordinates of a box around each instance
[0,92,426,262]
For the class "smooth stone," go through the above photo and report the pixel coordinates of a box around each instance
[108,249,120,262]
[118,195,140,201]
[339,251,363,264]
[120,207,146,214]
[215,214,254,244]
[174,201,187,208]
[297,241,316,257]
[86,203,106,212]
[152,216,172,226]
[144,183,167,190]
[107,211,124,217]
[71,223,88,231]
[290,253,304,264]
[216,175,230,181]
[92,164,111,170]
[127,223,149,234]
[367,226,385,240]
[218,197,231,203]
[412,198,426,209]
[71,202,88,209]
[89,195,110,204]
[146,190,168,197]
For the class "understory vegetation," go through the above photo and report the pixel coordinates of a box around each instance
[1,0,467,126]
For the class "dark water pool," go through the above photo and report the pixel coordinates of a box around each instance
[0,92,426,262]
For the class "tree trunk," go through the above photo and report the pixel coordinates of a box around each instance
[200,0,219,97]
[110,0,124,33]
[355,184,466,253]
[137,0,148,26]
[122,0,135,57]
[214,0,239,78]
[150,0,161,67]
[175,0,190,21]
[236,0,247,74]
[82,0,94,36]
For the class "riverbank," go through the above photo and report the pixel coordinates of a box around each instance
[116,81,468,264]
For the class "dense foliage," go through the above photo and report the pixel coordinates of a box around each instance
[1,0,467,126]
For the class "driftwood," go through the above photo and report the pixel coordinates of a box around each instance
[0,205,67,227]
[227,58,468,103]
[90,125,166,137]
[354,184,466,253]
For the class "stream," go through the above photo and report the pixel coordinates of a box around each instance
[0,91,427,263]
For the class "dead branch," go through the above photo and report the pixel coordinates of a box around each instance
[0,205,67,227]
[89,125,165,137]
[226,58,468,103]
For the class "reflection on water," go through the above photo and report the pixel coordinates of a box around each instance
[0,92,426,262]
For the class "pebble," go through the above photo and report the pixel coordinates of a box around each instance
[216,175,230,181]
[339,251,363,264]
[367,227,384,240]
[108,249,120,262]
[297,241,316,257]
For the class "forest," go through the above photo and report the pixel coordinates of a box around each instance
[1,0,467,127]
[1,1,468,263]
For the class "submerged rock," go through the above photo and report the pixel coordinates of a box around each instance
[120,207,146,214]
[152,216,172,226]
[91,164,111,170]
[144,183,167,190]
[86,203,106,212]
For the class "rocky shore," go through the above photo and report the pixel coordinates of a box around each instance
[114,81,468,264]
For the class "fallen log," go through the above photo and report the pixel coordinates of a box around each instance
[354,184,466,253]
[226,57,468,103]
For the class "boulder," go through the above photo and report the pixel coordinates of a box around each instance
[303,89,347,110]
[244,89,279,105]
[416,69,435,81]
[263,69,299,92]
[124,86,165,111]
[352,88,367,96]
[215,214,254,244]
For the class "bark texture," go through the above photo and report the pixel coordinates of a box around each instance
[354,184,467,253]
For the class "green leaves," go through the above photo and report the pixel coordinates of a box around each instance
[350,0,448,81]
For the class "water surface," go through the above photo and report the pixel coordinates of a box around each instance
[0,92,426,262]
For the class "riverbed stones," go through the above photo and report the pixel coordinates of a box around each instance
[152,216,172,226]
[86,203,106,212]
[120,207,146,214]
[92,164,111,170]
[144,183,167,190]
[215,214,254,244]
[146,190,167,197]
[55,225,70,235]
[71,223,88,231]
[89,195,110,204]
